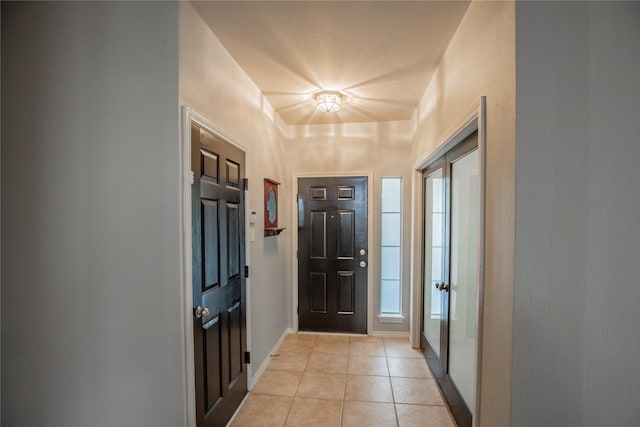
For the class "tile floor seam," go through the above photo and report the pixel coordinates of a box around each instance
[281,396,295,427]
[343,397,394,404]
[234,333,458,426]
[293,395,344,402]
[397,401,452,407]
[384,349,401,426]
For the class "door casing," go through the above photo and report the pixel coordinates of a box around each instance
[181,107,252,427]
[291,171,374,334]
[410,97,486,425]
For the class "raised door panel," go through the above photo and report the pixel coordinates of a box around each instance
[310,211,327,259]
[201,200,220,291]
[227,203,241,282]
[337,210,355,259]
[203,315,222,411]
[201,148,219,181]
[227,301,242,385]
[310,272,327,313]
[337,271,355,314]
[225,160,240,188]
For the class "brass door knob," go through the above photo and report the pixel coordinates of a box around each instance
[194,306,210,319]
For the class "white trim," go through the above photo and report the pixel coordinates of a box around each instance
[408,97,487,426]
[413,102,482,171]
[474,96,487,427]
[180,106,251,427]
[249,328,294,390]
[377,315,405,324]
[290,171,375,335]
[298,331,367,337]
[409,169,422,349]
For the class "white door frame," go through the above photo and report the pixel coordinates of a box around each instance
[409,97,486,425]
[290,171,374,334]
[180,106,252,427]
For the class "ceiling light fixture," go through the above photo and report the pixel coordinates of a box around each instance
[314,91,342,112]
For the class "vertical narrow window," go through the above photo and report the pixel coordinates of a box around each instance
[380,177,402,316]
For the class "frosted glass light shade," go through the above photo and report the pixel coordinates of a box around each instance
[315,91,342,112]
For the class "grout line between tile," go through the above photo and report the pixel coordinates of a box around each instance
[281,394,296,427]
[264,333,457,427]
[385,350,401,426]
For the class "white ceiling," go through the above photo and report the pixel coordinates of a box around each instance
[192,1,471,125]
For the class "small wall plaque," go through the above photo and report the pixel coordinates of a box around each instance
[264,178,285,236]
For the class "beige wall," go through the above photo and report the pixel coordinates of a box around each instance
[513,2,640,425]
[410,2,515,426]
[2,2,185,425]
[284,121,414,333]
[179,2,292,383]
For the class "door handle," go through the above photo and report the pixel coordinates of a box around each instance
[434,282,450,292]
[359,261,367,268]
[194,306,210,319]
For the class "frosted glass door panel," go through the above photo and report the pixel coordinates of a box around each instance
[422,169,444,357]
[448,149,479,414]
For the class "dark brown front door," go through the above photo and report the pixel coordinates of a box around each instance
[191,123,247,426]
[297,176,368,334]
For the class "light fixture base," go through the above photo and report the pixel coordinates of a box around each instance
[314,91,342,112]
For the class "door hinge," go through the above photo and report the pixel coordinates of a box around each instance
[244,265,249,278]
[242,178,249,191]
[296,306,299,315]
[244,351,251,364]
[189,170,195,185]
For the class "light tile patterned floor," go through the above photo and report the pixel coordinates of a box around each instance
[229,334,457,427]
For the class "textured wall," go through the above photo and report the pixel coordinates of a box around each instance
[2,2,184,426]
[513,2,640,426]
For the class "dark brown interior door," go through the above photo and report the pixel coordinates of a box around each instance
[298,176,368,334]
[191,123,247,426]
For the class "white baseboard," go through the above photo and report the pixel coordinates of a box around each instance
[228,328,294,426]
[248,328,294,390]
[299,331,365,337]
[299,330,409,339]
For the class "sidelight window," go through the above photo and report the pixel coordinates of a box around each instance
[380,177,402,316]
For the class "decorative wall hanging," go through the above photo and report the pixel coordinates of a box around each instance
[264,178,285,236]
